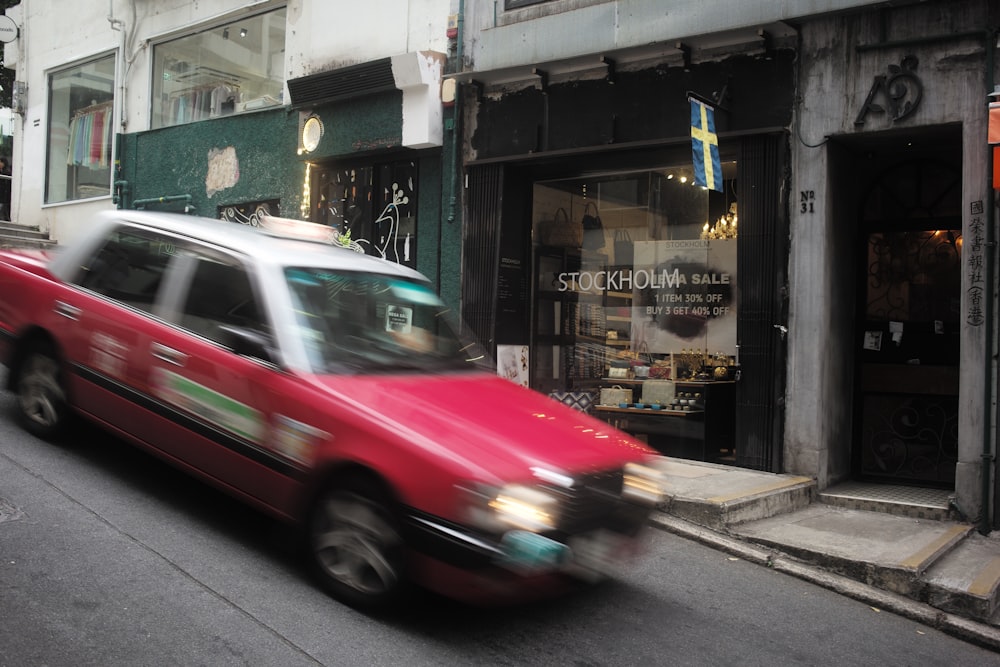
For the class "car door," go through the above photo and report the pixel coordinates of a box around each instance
[57,225,172,437]
[142,245,306,514]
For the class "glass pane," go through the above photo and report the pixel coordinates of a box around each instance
[152,7,286,129]
[46,54,116,204]
[865,230,962,323]
[284,268,488,374]
[531,162,738,391]
[75,227,170,313]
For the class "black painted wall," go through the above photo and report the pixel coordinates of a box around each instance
[472,52,796,159]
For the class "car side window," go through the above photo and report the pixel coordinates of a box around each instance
[178,255,268,346]
[75,228,171,313]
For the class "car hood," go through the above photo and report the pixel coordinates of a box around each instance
[306,372,655,481]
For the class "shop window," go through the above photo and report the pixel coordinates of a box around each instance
[531,162,739,393]
[151,7,286,129]
[46,54,116,204]
[311,161,418,269]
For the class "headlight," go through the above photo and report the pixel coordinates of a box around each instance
[460,483,560,533]
[490,485,559,532]
[622,462,666,506]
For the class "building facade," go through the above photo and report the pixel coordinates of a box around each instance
[453,0,998,530]
[2,0,997,528]
[1,0,462,305]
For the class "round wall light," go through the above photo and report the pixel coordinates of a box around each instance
[301,115,323,153]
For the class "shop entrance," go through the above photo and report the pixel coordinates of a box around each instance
[851,131,962,489]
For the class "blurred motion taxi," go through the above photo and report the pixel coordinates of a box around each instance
[0,210,664,609]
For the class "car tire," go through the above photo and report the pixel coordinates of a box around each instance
[307,478,406,610]
[15,343,70,441]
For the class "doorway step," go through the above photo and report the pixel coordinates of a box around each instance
[819,481,955,521]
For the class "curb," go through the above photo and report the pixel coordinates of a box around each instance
[650,513,1000,651]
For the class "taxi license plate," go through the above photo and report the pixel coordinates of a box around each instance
[497,530,568,573]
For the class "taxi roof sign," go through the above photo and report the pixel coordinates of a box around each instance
[258,215,337,244]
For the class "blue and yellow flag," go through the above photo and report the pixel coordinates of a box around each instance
[690,98,722,191]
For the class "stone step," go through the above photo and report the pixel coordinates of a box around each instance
[922,532,1000,624]
[818,481,956,521]
[734,504,973,599]
[0,223,56,248]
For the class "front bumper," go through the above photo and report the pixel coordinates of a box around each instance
[402,499,652,581]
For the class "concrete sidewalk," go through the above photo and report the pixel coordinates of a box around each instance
[649,457,1000,651]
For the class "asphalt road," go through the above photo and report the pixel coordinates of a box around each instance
[1,389,999,666]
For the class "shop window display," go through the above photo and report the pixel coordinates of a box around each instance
[46,55,116,204]
[151,7,287,130]
[531,162,739,461]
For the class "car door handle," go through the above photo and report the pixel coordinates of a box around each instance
[151,342,188,367]
[54,300,81,321]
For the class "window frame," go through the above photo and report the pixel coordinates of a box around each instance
[45,51,117,205]
[70,224,172,315]
[149,6,288,130]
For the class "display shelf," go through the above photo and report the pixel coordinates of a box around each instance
[593,405,704,416]
[591,378,736,462]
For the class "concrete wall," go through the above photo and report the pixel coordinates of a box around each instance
[464,0,892,72]
[788,1,993,516]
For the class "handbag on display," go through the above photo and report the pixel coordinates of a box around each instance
[538,207,580,247]
[581,201,605,252]
[649,359,673,379]
[600,385,632,406]
[614,228,634,265]
[641,380,676,407]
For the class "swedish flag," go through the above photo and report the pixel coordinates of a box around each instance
[690,98,722,191]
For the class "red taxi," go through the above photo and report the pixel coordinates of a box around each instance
[0,210,664,608]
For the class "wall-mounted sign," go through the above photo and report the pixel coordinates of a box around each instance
[855,56,923,127]
[0,16,17,43]
[631,239,738,356]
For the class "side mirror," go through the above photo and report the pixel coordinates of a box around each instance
[216,325,277,365]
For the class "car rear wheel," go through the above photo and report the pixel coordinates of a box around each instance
[15,344,70,440]
[308,480,405,610]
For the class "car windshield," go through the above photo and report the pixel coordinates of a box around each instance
[285,267,491,374]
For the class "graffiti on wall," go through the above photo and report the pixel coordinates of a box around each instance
[315,161,418,269]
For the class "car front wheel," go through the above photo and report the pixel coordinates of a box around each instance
[308,481,406,610]
[15,344,70,440]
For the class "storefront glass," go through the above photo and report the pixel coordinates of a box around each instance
[151,7,287,129]
[531,161,739,395]
[45,54,116,204]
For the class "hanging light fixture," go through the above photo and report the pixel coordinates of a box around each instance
[701,202,738,240]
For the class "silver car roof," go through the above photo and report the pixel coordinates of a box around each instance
[50,209,428,281]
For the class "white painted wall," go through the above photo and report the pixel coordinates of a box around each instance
[2,0,451,243]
